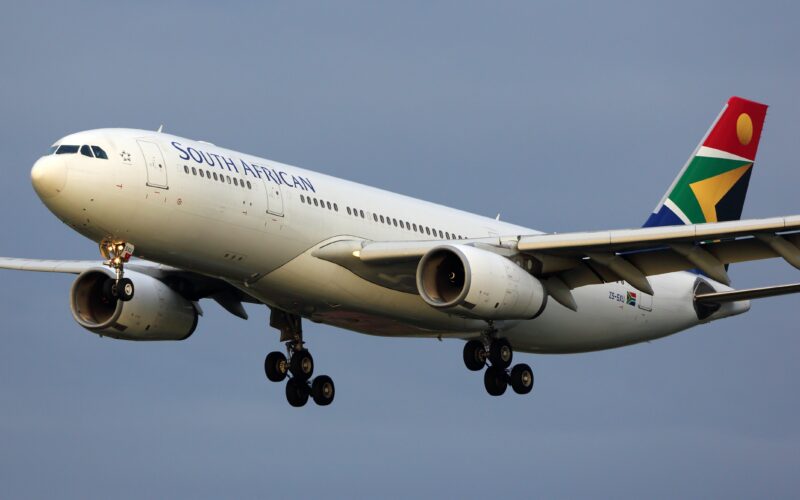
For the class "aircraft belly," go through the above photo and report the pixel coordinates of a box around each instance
[506,274,703,354]
[249,250,485,337]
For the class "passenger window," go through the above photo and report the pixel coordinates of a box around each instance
[334,203,338,211]
[359,210,365,218]
[380,215,385,223]
[233,178,238,186]
[412,223,417,231]
[373,214,378,222]
[247,181,252,189]
[393,219,398,227]
[425,227,431,235]
[80,145,94,157]
[184,165,189,174]
[445,232,450,239]
[326,201,331,210]
[200,169,206,178]
[227,176,231,184]
[347,207,352,215]
[438,230,444,238]
[213,172,218,181]
[314,198,319,207]
[56,145,79,155]
[91,146,108,159]
[192,167,197,175]
[300,194,305,203]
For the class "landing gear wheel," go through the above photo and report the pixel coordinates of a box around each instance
[463,340,486,371]
[510,363,534,395]
[489,338,513,369]
[117,278,134,302]
[290,349,314,381]
[264,351,288,382]
[285,378,309,407]
[102,278,117,303]
[311,375,335,406]
[484,366,508,396]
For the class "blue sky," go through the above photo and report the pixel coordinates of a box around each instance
[1,1,799,498]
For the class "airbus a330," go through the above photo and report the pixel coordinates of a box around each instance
[4,96,798,407]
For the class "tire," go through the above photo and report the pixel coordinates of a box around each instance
[489,338,513,369]
[102,278,117,302]
[118,278,134,302]
[290,350,314,381]
[311,375,335,406]
[285,378,309,407]
[510,363,534,395]
[264,351,288,382]
[463,340,486,371]
[483,366,508,396]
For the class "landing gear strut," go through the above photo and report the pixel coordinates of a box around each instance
[263,308,335,407]
[100,240,135,302]
[463,324,534,397]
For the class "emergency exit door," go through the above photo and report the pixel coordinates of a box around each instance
[265,182,284,217]
[137,140,168,189]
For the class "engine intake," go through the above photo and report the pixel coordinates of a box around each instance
[70,268,199,341]
[416,245,547,320]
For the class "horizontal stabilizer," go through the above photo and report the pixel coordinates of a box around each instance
[695,283,800,304]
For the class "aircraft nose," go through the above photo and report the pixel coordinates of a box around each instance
[31,155,68,199]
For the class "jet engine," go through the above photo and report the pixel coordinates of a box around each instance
[416,244,547,320]
[70,268,199,341]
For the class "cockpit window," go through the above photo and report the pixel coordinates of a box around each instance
[47,146,58,155]
[80,145,94,158]
[56,145,79,155]
[91,146,108,159]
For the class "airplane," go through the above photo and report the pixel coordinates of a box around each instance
[3,96,799,407]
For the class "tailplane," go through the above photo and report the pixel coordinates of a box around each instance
[644,96,768,228]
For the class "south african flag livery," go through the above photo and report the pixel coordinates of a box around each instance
[644,97,768,228]
[626,291,637,307]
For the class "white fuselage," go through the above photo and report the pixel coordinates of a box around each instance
[30,129,750,353]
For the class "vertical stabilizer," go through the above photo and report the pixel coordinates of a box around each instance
[643,97,768,228]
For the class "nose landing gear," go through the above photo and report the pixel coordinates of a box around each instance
[100,240,135,302]
[263,309,335,407]
[464,327,534,397]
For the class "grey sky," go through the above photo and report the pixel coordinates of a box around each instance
[1,1,799,498]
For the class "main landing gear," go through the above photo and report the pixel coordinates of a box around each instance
[463,328,534,397]
[99,240,136,302]
[264,309,335,407]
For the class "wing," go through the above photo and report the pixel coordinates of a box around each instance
[0,257,258,319]
[313,215,800,307]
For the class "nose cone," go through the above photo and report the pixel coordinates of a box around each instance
[31,156,68,199]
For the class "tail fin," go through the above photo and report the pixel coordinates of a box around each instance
[643,96,768,228]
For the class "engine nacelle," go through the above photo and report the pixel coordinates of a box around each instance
[416,244,547,320]
[70,268,199,341]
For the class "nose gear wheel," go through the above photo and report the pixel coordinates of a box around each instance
[99,240,135,302]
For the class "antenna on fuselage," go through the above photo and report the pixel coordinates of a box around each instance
[157,124,164,133]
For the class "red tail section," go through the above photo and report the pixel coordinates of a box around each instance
[702,96,768,160]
